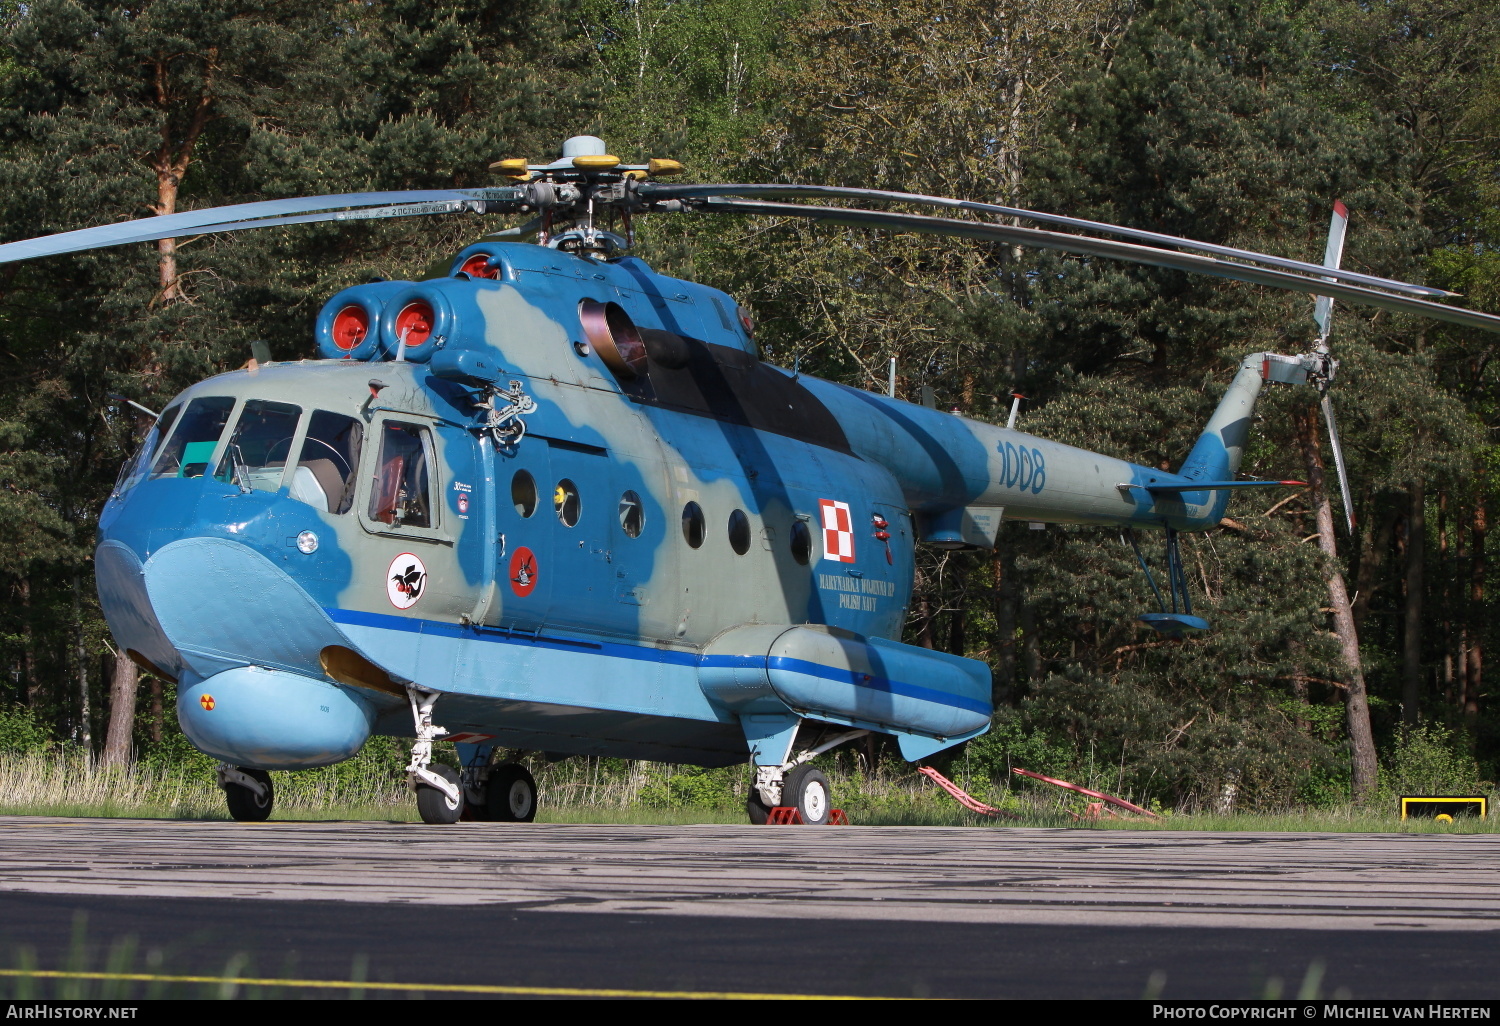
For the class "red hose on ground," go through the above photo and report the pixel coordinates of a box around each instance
[1011,767,1160,819]
[917,766,1021,819]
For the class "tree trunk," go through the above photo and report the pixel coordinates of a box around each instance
[72,574,91,755]
[1020,598,1041,682]
[947,605,965,657]
[155,172,182,302]
[149,675,163,743]
[1465,488,1485,719]
[916,595,935,649]
[101,654,139,768]
[1294,407,1377,800]
[1351,506,1395,634]
[1402,480,1425,728]
[20,577,38,707]
[1440,491,1453,703]
[992,549,1017,706]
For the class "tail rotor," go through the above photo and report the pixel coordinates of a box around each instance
[1311,201,1356,535]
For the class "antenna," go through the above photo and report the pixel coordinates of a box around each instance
[1006,392,1026,429]
[888,357,896,398]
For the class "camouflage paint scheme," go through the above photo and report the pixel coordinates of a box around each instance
[95,239,1284,772]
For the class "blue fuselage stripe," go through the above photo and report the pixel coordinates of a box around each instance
[322,608,985,715]
[323,606,700,664]
[765,655,993,715]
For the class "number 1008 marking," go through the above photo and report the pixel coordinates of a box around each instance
[997,442,1046,494]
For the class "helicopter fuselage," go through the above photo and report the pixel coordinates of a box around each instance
[95,241,1263,772]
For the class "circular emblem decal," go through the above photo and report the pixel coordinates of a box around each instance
[199,693,216,711]
[387,552,429,609]
[456,493,470,516]
[508,546,538,597]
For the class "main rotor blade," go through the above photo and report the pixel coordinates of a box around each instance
[691,198,1500,335]
[1313,200,1350,340]
[1321,392,1356,534]
[646,182,1452,300]
[0,189,524,265]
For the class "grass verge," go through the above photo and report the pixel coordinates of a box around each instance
[1,750,1496,831]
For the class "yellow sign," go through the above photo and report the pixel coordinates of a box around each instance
[1400,796,1487,820]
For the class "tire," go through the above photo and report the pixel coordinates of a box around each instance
[486,763,538,822]
[416,764,464,824]
[746,785,772,825]
[223,768,274,823]
[781,765,831,825]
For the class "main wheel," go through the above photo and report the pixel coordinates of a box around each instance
[223,768,274,822]
[486,763,538,822]
[416,764,464,824]
[746,783,772,824]
[781,765,831,825]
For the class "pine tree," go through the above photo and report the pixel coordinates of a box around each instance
[0,0,596,756]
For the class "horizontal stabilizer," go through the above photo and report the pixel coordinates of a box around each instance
[1139,613,1211,636]
[1141,479,1304,494]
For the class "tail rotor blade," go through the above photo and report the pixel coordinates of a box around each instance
[1313,200,1349,341]
[1321,392,1356,534]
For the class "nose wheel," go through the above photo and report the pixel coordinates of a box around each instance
[415,764,464,824]
[404,685,465,824]
[217,764,274,822]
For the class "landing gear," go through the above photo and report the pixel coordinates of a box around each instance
[415,764,464,824]
[486,763,538,822]
[782,765,831,826]
[218,764,273,822]
[405,685,464,825]
[744,727,866,825]
[746,786,773,825]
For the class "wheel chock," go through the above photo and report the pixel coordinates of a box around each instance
[765,807,850,825]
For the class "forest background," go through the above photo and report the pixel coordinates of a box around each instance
[0,0,1497,814]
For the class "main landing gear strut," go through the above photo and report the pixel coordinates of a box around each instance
[406,685,463,824]
[405,686,540,824]
[746,727,866,825]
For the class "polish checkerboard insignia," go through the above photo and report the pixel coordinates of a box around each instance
[819,499,855,563]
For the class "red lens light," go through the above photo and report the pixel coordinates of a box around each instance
[395,301,434,346]
[331,305,369,350]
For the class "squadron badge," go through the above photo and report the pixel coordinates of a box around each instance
[387,552,428,609]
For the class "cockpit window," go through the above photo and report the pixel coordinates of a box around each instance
[150,396,235,479]
[112,403,182,497]
[292,411,363,514]
[369,421,432,528]
[215,400,302,493]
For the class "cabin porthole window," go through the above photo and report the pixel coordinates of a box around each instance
[555,479,581,527]
[790,520,812,565]
[728,509,751,555]
[619,490,644,538]
[682,501,705,549]
[512,470,537,517]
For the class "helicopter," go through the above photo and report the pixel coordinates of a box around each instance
[5,135,1497,825]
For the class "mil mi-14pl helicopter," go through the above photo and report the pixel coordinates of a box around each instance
[4,135,1498,825]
